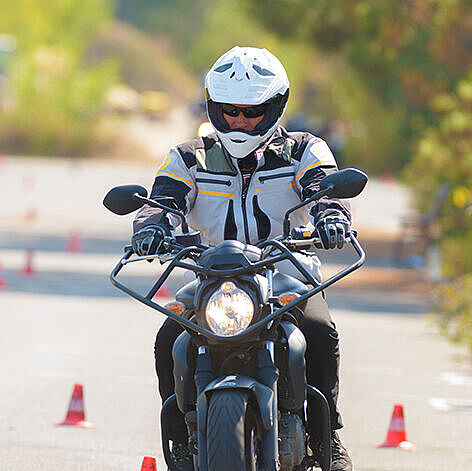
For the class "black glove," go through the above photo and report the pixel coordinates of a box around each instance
[131,224,171,256]
[313,209,350,249]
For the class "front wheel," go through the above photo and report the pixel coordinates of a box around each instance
[207,390,261,471]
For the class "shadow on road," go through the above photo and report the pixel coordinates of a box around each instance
[326,287,430,315]
[0,231,128,254]
[1,267,429,317]
[1,231,429,316]
[0,268,184,299]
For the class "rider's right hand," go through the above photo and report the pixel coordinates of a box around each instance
[131,224,171,256]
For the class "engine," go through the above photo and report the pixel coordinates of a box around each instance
[278,413,306,469]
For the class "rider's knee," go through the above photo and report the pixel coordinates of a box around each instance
[303,317,339,354]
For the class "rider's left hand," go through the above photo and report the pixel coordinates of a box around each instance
[313,209,350,249]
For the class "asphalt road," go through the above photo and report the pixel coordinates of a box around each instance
[2,282,471,471]
[1,157,471,471]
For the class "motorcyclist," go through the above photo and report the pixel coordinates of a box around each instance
[132,46,353,471]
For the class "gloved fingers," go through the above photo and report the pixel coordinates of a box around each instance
[133,236,149,255]
[131,236,147,255]
[132,227,160,256]
[327,222,339,249]
[149,229,165,254]
[334,222,345,249]
[315,221,350,249]
[131,237,139,255]
[141,233,156,255]
[315,223,331,249]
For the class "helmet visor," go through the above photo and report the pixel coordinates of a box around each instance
[206,89,289,137]
[220,103,267,119]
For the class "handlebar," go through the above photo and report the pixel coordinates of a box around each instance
[110,233,365,343]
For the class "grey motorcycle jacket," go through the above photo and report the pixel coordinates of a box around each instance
[133,127,350,282]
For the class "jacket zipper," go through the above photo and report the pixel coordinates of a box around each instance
[241,191,250,243]
[237,168,251,244]
[195,177,231,186]
[258,171,295,183]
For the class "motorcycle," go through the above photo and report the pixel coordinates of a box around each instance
[103,167,368,471]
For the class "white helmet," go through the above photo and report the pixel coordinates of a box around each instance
[205,46,290,158]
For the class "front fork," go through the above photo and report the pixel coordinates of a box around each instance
[259,340,279,470]
[260,268,279,469]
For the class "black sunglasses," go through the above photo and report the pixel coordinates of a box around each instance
[221,103,267,118]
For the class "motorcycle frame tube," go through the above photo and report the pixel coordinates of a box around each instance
[110,235,365,343]
[259,342,279,470]
[161,394,182,471]
[307,385,331,471]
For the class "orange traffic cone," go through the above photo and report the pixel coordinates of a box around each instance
[154,280,171,298]
[55,383,95,428]
[21,249,36,277]
[377,404,415,450]
[140,456,157,470]
[22,173,36,190]
[0,151,8,168]
[65,231,83,252]
[0,263,6,289]
[24,207,38,222]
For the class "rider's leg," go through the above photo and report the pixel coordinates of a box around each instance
[154,318,187,443]
[299,293,343,439]
[301,294,353,470]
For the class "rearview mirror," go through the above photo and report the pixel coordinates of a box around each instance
[103,185,148,215]
[319,168,368,199]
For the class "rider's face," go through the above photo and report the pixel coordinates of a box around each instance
[223,104,265,131]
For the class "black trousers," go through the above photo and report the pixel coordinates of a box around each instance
[154,294,343,442]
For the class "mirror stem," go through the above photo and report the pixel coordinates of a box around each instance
[282,184,334,237]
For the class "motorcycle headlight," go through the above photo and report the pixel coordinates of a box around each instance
[205,281,254,337]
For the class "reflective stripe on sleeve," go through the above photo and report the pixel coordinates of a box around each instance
[295,161,324,180]
[156,170,194,188]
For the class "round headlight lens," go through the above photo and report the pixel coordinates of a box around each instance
[205,281,254,337]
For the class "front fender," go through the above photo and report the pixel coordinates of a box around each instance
[201,374,274,431]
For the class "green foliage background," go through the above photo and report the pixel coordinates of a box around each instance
[0,0,118,155]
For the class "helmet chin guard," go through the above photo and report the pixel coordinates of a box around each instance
[217,124,279,158]
[205,46,290,158]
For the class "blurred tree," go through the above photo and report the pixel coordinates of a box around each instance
[404,71,472,351]
[244,0,472,172]
[115,0,213,48]
[0,0,113,52]
[405,72,472,276]
[0,0,118,155]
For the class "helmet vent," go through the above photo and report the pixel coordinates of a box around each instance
[252,64,275,76]
[230,71,235,78]
[246,72,250,80]
[215,63,233,73]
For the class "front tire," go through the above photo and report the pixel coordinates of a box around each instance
[207,390,260,471]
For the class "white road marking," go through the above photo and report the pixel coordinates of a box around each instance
[440,371,472,387]
[429,397,472,412]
